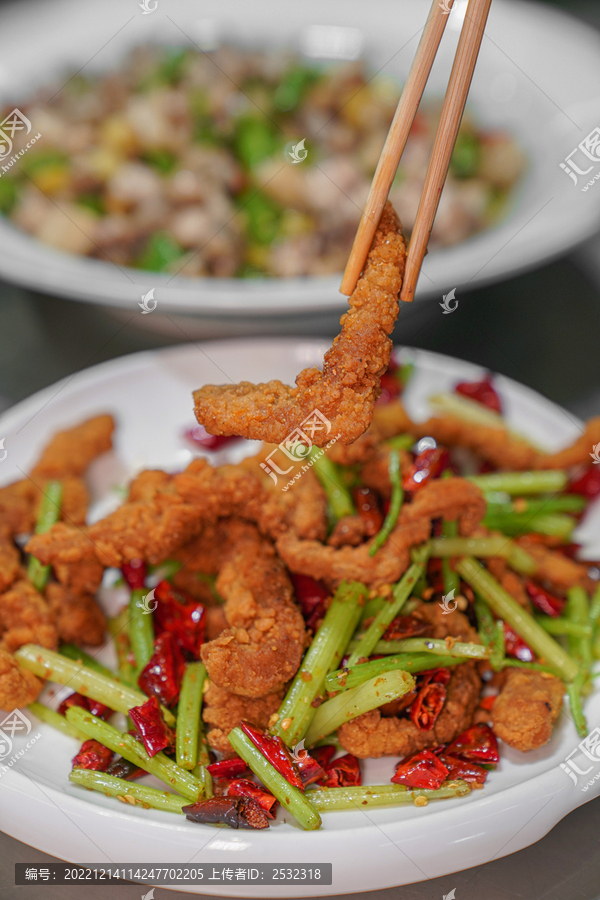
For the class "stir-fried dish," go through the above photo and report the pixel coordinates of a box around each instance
[2,322,599,829]
[0,44,524,278]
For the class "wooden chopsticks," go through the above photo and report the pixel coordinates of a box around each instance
[340,0,493,302]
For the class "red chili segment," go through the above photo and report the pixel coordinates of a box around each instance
[437,753,488,784]
[153,580,206,658]
[409,680,448,732]
[294,751,326,786]
[240,721,304,791]
[352,487,384,536]
[382,615,428,641]
[184,425,242,452]
[391,749,449,790]
[206,757,250,779]
[228,779,279,818]
[291,573,330,632]
[58,692,113,721]
[129,695,174,758]
[138,633,186,707]
[72,739,114,772]
[446,723,499,764]
[568,466,600,500]
[403,447,450,493]
[309,745,337,770]
[525,580,565,618]
[503,623,534,662]
[121,559,147,590]
[454,375,502,414]
[321,753,362,788]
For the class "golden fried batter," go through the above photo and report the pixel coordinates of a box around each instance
[537,417,600,469]
[338,662,480,758]
[0,579,57,653]
[277,477,486,588]
[201,521,306,698]
[202,682,284,757]
[515,538,596,594]
[31,414,115,479]
[45,583,106,647]
[492,668,564,751]
[193,204,406,446]
[0,525,20,594]
[487,558,530,609]
[0,476,90,537]
[0,649,42,711]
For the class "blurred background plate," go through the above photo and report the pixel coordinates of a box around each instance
[0,0,598,336]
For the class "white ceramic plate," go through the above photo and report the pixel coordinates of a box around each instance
[0,339,599,896]
[0,0,599,328]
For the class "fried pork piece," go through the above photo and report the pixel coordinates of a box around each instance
[515,537,596,594]
[327,516,368,548]
[277,477,486,588]
[193,204,406,447]
[411,601,479,644]
[339,662,481,759]
[492,668,564,751]
[410,413,539,470]
[0,524,20,594]
[31,414,115,479]
[202,682,284,757]
[0,476,90,537]
[0,649,42,711]
[0,579,58,653]
[537,417,600,469]
[359,447,413,499]
[487,558,530,609]
[201,521,306,698]
[45,583,106,647]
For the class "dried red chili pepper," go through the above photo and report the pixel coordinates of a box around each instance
[106,756,145,780]
[403,446,450,493]
[228,779,279,818]
[409,671,448,731]
[291,573,330,632]
[455,375,502,414]
[184,424,242,452]
[309,745,337,770]
[383,615,428,641]
[446,723,499,764]
[479,695,496,712]
[321,753,362,788]
[138,632,186,707]
[153,580,206,658]
[72,739,113,772]
[426,557,446,594]
[206,757,250,779]
[391,749,449,790]
[525,579,565,618]
[503,623,534,662]
[292,745,326,786]
[376,359,412,405]
[240,721,304,791]
[121,559,147,590]
[129,695,174,758]
[351,486,384,536]
[568,466,600,501]
[183,796,269,829]
[437,753,488,784]
[58,692,112,721]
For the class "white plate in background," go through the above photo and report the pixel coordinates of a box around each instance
[0,339,598,896]
[0,0,598,330]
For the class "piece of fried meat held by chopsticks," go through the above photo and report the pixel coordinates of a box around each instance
[193,203,406,446]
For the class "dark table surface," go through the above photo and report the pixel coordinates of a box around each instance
[1,1,600,898]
